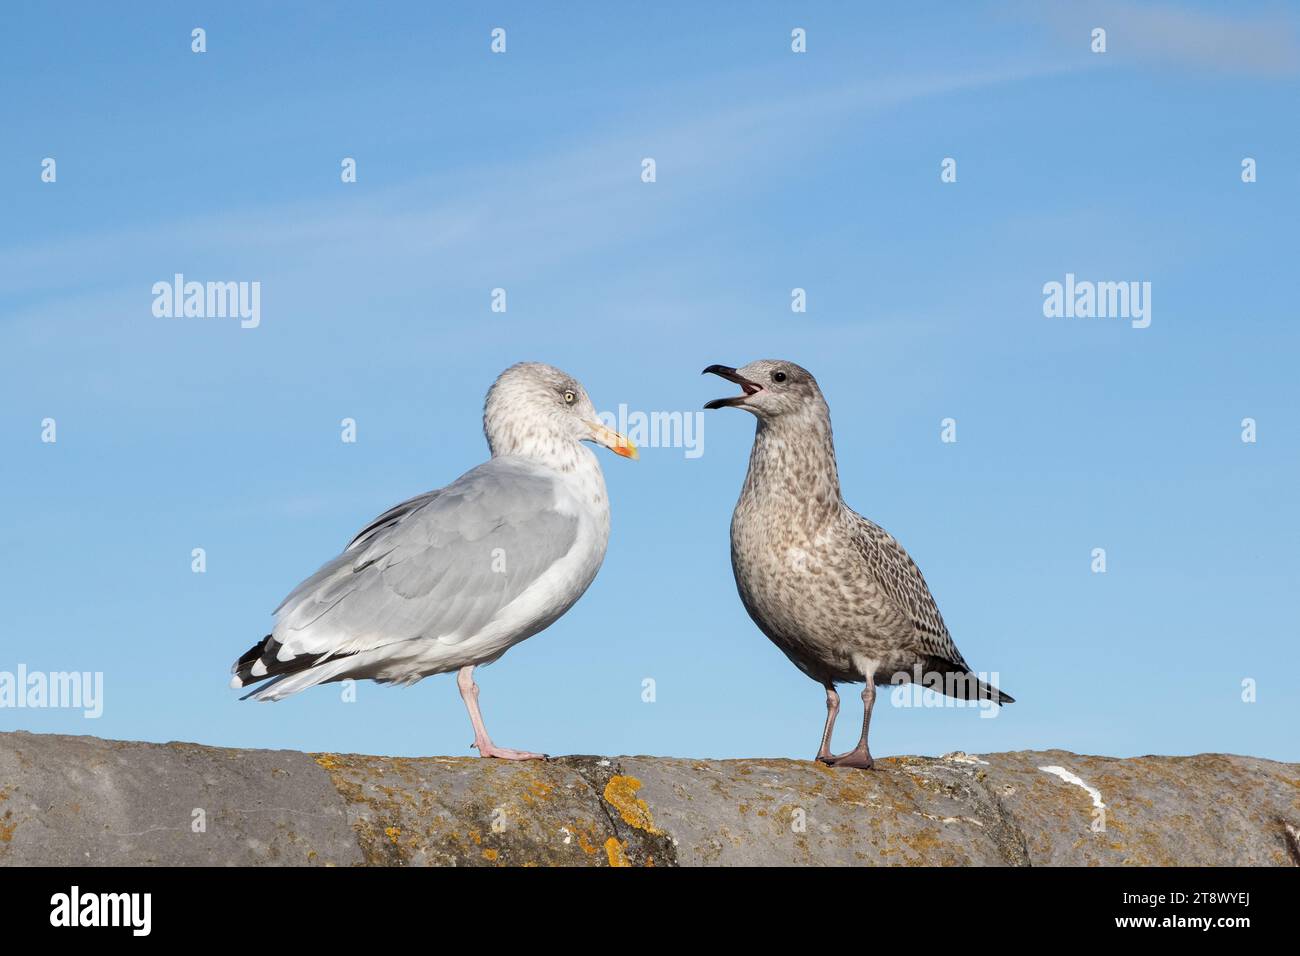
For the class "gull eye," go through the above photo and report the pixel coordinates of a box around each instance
[563,390,576,405]
[772,371,787,383]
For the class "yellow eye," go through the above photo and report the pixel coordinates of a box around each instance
[564,390,576,405]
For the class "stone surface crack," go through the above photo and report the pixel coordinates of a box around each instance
[964,765,1033,867]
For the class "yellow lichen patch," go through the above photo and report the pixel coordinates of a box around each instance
[604,837,630,867]
[528,778,554,801]
[483,848,499,862]
[514,774,556,808]
[0,814,15,843]
[603,775,662,834]
[902,827,943,855]
[314,753,342,771]
[384,826,401,845]
[575,826,599,855]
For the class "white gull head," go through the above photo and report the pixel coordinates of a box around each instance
[484,362,637,470]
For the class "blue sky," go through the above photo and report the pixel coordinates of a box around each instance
[2,2,1297,763]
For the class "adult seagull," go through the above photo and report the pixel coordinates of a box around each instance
[703,360,1013,769]
[231,362,637,760]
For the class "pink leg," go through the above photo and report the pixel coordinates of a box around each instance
[815,685,840,763]
[456,666,546,761]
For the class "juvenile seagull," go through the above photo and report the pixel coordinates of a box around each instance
[704,360,1012,769]
[231,362,637,760]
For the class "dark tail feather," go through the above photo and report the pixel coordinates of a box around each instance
[231,634,353,696]
[230,634,318,689]
[231,634,276,688]
[923,657,1015,704]
[976,678,1015,705]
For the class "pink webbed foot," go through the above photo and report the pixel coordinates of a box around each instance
[473,742,548,761]
[457,666,548,761]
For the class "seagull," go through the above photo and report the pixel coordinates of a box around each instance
[703,360,1013,769]
[230,362,637,760]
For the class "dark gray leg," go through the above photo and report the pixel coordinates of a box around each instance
[815,685,840,763]
[823,680,876,770]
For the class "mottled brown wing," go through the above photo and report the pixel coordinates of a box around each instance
[848,513,969,670]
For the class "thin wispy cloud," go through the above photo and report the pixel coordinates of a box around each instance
[1027,0,1300,75]
[1,59,1077,331]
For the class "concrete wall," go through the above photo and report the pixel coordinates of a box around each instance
[1,731,1297,866]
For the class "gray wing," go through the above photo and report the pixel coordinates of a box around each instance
[849,513,968,668]
[270,457,579,662]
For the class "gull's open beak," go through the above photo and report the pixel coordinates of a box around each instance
[702,364,762,409]
[586,421,639,460]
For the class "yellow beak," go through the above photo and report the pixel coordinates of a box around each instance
[587,421,639,460]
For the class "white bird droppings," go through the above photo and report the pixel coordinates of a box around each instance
[1038,765,1106,810]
